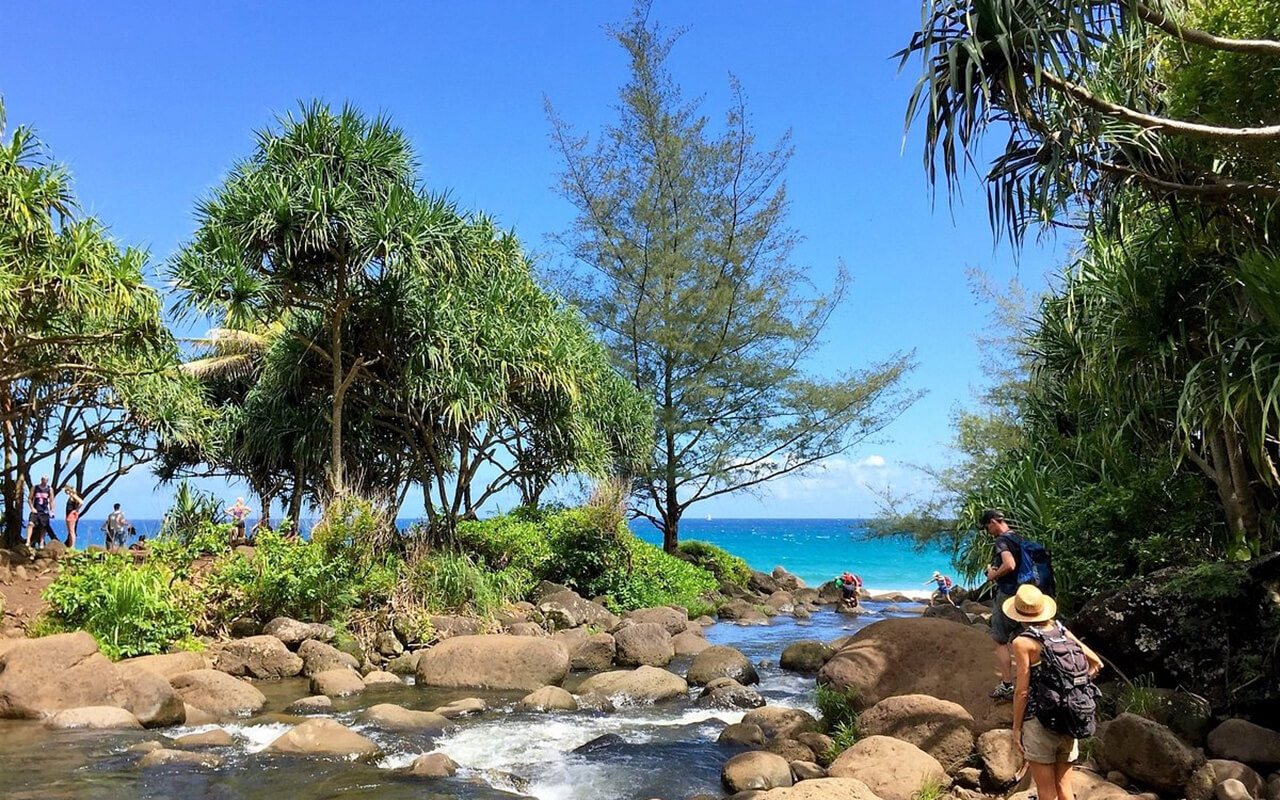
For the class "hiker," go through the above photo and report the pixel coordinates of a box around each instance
[226,497,252,545]
[838,571,862,608]
[923,570,958,606]
[63,486,83,549]
[104,503,128,552]
[982,508,1024,700]
[1007,584,1103,800]
[26,475,55,548]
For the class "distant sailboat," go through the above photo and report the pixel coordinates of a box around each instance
[706,515,713,521]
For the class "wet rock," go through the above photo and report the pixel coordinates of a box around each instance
[625,606,689,636]
[309,668,365,697]
[128,740,164,754]
[516,686,578,712]
[284,695,332,715]
[749,571,782,596]
[696,679,766,710]
[183,703,217,725]
[749,778,883,799]
[570,633,616,671]
[976,728,1022,787]
[119,651,208,680]
[360,703,452,733]
[771,566,804,592]
[362,670,402,688]
[214,635,304,679]
[720,722,767,747]
[263,617,334,649]
[137,748,224,769]
[858,694,976,770]
[687,645,758,686]
[117,664,186,728]
[434,697,486,719]
[780,641,835,673]
[1098,713,1203,794]
[409,752,458,777]
[173,729,235,748]
[264,718,381,759]
[0,632,128,719]
[672,630,711,656]
[45,706,142,730]
[385,650,423,675]
[538,589,618,631]
[795,732,836,766]
[742,706,820,741]
[827,735,950,800]
[574,733,626,754]
[766,737,817,763]
[765,591,795,613]
[1209,719,1280,771]
[416,635,570,691]
[576,665,688,706]
[791,761,827,781]
[613,622,675,668]
[722,750,794,792]
[718,599,771,625]
[170,669,267,717]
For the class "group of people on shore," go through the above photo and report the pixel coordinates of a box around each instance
[20,475,133,552]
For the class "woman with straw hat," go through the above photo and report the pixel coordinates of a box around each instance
[1007,584,1104,800]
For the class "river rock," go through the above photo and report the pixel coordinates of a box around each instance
[817,617,1011,731]
[416,635,569,691]
[828,735,950,800]
[45,705,143,730]
[1266,773,1280,800]
[720,722,767,746]
[1125,688,1215,746]
[765,591,796,612]
[767,737,817,763]
[228,616,262,638]
[360,703,452,734]
[362,670,402,688]
[298,639,360,676]
[1217,779,1252,800]
[285,695,332,714]
[672,630,711,655]
[625,606,689,636]
[687,645,758,686]
[385,650,423,675]
[310,668,365,697]
[1209,719,1280,770]
[857,694,976,770]
[538,589,618,630]
[977,728,1023,786]
[374,630,404,656]
[718,599,771,624]
[742,706,819,741]
[409,752,459,777]
[796,732,836,766]
[184,704,217,725]
[263,617,335,649]
[576,665,688,705]
[1098,712,1203,794]
[749,570,782,595]
[0,632,128,718]
[781,640,835,673]
[791,760,828,781]
[170,669,267,717]
[264,718,381,759]
[214,635,304,678]
[1071,769,1133,800]
[118,664,186,728]
[922,603,970,625]
[570,633,617,671]
[613,622,674,667]
[696,679,765,710]
[722,750,794,792]
[1209,760,1265,799]
[752,778,883,800]
[137,748,224,769]
[173,729,235,748]
[504,621,547,637]
[1186,763,1218,800]
[434,697,487,719]
[120,651,209,679]
[429,615,485,640]
[517,685,578,712]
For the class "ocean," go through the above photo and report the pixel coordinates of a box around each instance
[34,516,956,595]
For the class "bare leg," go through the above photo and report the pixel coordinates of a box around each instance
[67,517,76,549]
[1054,763,1074,800]
[1030,761,1058,800]
[995,642,1012,682]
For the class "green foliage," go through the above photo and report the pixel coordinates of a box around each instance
[913,775,946,800]
[1162,562,1251,603]
[403,551,527,617]
[824,720,860,763]
[678,540,751,586]
[1115,675,1162,720]
[41,553,192,660]
[815,683,861,735]
[454,515,556,576]
[159,480,226,546]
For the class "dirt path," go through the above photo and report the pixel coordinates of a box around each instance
[0,549,57,637]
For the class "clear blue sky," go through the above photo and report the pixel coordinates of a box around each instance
[1,1,1069,519]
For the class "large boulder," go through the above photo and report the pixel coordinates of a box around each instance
[516,686,578,712]
[569,633,616,671]
[672,630,711,656]
[0,632,128,719]
[749,570,782,595]
[1208,719,1280,771]
[722,750,794,793]
[742,706,819,741]
[828,735,950,800]
[298,639,360,677]
[781,640,836,673]
[416,635,569,691]
[696,678,766,710]
[977,728,1023,786]
[751,778,883,800]
[359,703,451,734]
[922,604,971,625]
[214,635,304,679]
[409,752,459,778]
[625,606,689,636]
[613,623,674,668]
[720,721,767,746]
[309,668,365,697]
[576,665,688,705]
[537,589,618,631]
[818,617,1011,731]
[262,617,335,649]
[1097,712,1203,794]
[119,651,209,680]
[170,670,267,717]
[718,599,771,624]
[118,665,186,728]
[857,694,976,770]
[687,645,758,686]
[1073,554,1280,717]
[263,718,380,760]
[45,705,142,730]
[772,566,804,591]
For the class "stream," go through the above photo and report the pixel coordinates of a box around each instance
[0,603,914,800]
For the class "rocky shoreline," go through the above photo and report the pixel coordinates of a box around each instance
[0,559,1277,800]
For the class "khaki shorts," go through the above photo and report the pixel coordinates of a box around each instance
[1021,716,1079,764]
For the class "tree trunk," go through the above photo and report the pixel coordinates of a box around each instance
[1,386,21,548]
[329,307,344,495]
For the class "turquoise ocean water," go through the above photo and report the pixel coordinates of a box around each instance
[40,516,955,594]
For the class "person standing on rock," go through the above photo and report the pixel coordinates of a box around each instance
[1007,584,1103,800]
[982,508,1024,700]
[923,570,958,606]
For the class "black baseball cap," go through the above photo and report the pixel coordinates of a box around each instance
[979,509,1005,526]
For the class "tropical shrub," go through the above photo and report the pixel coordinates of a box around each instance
[402,550,528,616]
[678,540,751,586]
[454,514,555,575]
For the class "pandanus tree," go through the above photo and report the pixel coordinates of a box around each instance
[902,0,1280,556]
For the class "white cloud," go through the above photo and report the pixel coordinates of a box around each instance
[858,455,886,468]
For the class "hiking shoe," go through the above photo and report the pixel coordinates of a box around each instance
[990,681,1014,700]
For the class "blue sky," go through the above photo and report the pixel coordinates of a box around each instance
[2,2,1069,519]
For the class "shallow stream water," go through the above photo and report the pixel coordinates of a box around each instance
[0,603,913,800]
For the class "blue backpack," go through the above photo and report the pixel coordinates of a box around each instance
[1006,534,1058,598]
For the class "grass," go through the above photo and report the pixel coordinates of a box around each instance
[1115,674,1162,718]
[816,682,862,760]
[913,775,946,800]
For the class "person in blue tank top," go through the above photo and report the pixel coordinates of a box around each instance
[982,508,1025,700]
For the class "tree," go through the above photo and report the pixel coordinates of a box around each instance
[0,100,202,546]
[549,6,919,552]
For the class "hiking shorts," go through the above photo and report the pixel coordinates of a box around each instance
[1021,716,1079,764]
[991,590,1022,644]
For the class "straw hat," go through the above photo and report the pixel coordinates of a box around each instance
[1002,584,1057,624]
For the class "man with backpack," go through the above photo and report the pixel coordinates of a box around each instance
[1007,584,1103,800]
[982,508,1058,700]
